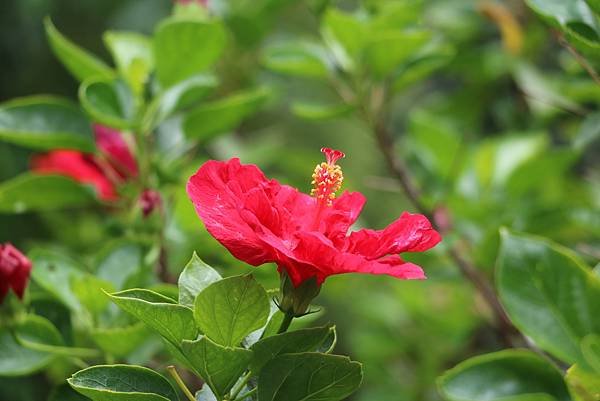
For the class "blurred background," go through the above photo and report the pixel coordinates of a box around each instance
[1,0,599,400]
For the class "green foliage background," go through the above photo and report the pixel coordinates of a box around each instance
[0,0,599,400]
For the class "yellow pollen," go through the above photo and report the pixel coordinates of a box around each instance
[310,161,344,206]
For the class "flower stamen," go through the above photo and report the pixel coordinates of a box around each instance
[310,147,345,206]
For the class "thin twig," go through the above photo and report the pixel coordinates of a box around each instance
[555,31,600,87]
[372,119,517,346]
[167,365,196,401]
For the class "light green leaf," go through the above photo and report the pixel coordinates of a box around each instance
[96,241,146,290]
[291,101,354,120]
[68,365,179,401]
[181,337,252,399]
[71,274,115,315]
[258,353,362,401]
[566,364,600,401]
[178,252,222,308]
[0,96,95,151]
[183,87,270,140]
[250,326,334,374]
[154,18,226,88]
[364,30,431,77]
[149,74,218,128]
[91,324,152,358]
[14,315,99,359]
[103,31,153,95]
[497,230,600,366]
[438,349,571,401]
[30,248,85,312]
[79,78,136,129]
[44,17,114,82]
[0,174,97,214]
[194,275,269,347]
[321,9,365,71]
[263,42,330,78]
[108,288,197,347]
[581,334,600,373]
[574,112,600,150]
[0,324,55,377]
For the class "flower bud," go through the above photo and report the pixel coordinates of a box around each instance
[277,271,321,317]
[139,189,162,218]
[0,243,32,303]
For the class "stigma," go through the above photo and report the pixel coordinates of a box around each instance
[310,147,345,206]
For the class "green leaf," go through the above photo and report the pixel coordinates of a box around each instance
[0,324,55,376]
[0,96,95,151]
[71,274,115,315]
[364,30,431,78]
[183,87,270,140]
[50,384,91,401]
[30,248,85,312]
[497,230,600,366]
[44,17,113,82]
[0,174,97,214]
[291,102,354,121]
[438,349,571,401]
[79,78,136,129]
[195,386,217,401]
[181,337,252,399]
[194,275,270,347]
[258,353,363,401]
[108,288,197,347]
[91,324,152,358]
[103,31,153,95]
[566,364,600,401]
[14,314,99,359]
[524,0,600,49]
[574,112,600,150]
[178,252,222,308]
[154,18,226,88]
[149,74,218,128]
[250,326,334,374]
[321,9,365,71]
[581,334,600,373]
[263,42,330,78]
[69,365,179,401]
[96,241,146,290]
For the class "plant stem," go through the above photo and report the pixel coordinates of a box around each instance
[233,387,257,401]
[229,371,253,400]
[277,311,295,334]
[371,118,517,346]
[167,365,196,401]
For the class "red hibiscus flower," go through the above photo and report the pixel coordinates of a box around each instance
[31,124,138,202]
[0,243,32,303]
[187,148,441,287]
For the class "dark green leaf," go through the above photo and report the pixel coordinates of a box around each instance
[68,365,179,401]
[438,349,571,401]
[497,230,600,366]
[181,337,252,399]
[0,174,97,214]
[44,17,114,82]
[250,326,333,374]
[194,275,269,347]
[0,324,55,376]
[0,96,94,151]
[258,353,362,401]
[154,18,226,88]
[50,383,91,401]
[364,30,431,77]
[183,87,270,140]
[178,252,222,307]
[108,288,197,347]
[79,78,136,129]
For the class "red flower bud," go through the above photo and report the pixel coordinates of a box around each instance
[0,243,32,303]
[139,189,162,218]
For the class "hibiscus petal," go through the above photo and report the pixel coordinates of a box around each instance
[186,158,277,266]
[94,124,138,177]
[345,212,441,258]
[31,150,118,201]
